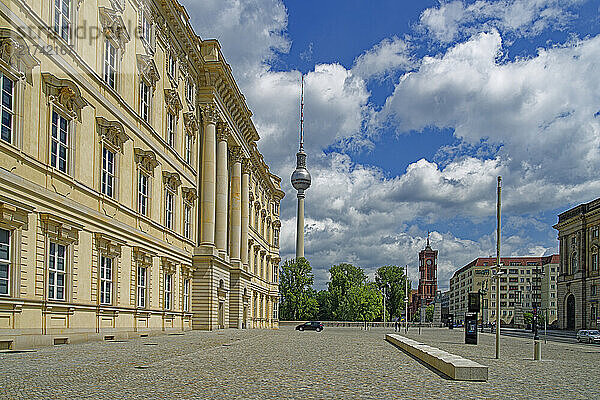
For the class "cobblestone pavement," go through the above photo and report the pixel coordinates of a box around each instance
[0,327,599,399]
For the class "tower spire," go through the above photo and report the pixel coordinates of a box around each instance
[300,74,304,151]
[427,230,430,247]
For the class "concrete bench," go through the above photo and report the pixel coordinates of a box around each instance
[385,334,488,381]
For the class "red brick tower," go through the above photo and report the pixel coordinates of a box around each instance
[418,233,438,306]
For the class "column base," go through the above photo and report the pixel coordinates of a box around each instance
[195,244,219,257]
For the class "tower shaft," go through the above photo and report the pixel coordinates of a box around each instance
[295,191,305,258]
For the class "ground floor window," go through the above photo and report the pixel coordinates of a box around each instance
[100,255,113,305]
[0,228,10,295]
[48,242,66,300]
[137,266,146,308]
[164,273,172,310]
[183,278,190,312]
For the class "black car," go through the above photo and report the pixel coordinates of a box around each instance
[296,321,324,332]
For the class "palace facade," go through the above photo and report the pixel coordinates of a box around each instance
[0,0,283,350]
[554,198,600,330]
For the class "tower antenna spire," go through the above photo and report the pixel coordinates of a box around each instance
[427,230,430,247]
[300,74,305,150]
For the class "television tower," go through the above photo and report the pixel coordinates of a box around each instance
[291,76,311,259]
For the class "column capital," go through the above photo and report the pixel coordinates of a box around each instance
[229,146,244,164]
[216,122,230,142]
[200,102,219,124]
[242,158,252,174]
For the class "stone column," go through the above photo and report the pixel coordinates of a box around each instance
[215,123,229,256]
[200,103,218,247]
[229,147,243,264]
[241,160,250,269]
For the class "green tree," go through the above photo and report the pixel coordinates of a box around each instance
[316,290,334,321]
[375,265,408,321]
[339,282,383,325]
[327,263,367,319]
[279,258,318,320]
[426,304,434,322]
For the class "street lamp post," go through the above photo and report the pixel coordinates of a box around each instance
[405,265,409,333]
[495,176,502,360]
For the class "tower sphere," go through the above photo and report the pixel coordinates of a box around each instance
[291,167,311,191]
[291,150,311,191]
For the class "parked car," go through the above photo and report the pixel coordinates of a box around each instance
[296,321,324,332]
[576,329,600,343]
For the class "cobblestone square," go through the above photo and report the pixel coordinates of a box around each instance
[1,327,598,399]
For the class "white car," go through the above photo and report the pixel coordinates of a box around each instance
[576,329,600,343]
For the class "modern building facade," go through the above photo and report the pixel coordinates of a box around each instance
[554,198,600,330]
[0,0,283,349]
[449,256,559,325]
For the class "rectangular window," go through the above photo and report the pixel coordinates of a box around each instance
[165,190,174,229]
[184,203,191,239]
[593,253,598,271]
[167,53,176,79]
[54,0,72,42]
[164,273,172,310]
[594,227,599,238]
[51,111,69,173]
[273,229,279,247]
[183,278,190,312]
[140,80,151,123]
[140,12,151,45]
[104,40,117,89]
[186,81,194,104]
[1,73,14,144]
[0,228,10,296]
[101,147,115,197]
[167,112,176,147]
[138,172,149,216]
[273,301,278,320]
[100,256,113,305]
[137,266,146,308]
[592,285,597,296]
[273,264,278,283]
[185,134,192,164]
[48,242,66,301]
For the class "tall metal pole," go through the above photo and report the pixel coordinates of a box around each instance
[405,265,409,333]
[495,176,502,359]
[383,285,386,324]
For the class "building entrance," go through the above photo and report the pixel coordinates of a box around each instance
[566,294,576,330]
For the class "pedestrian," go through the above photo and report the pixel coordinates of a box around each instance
[394,316,398,332]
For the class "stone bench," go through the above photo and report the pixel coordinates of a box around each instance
[385,334,488,381]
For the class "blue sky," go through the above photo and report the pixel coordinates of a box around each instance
[182,0,600,290]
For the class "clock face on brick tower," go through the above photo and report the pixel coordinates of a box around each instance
[426,259,433,267]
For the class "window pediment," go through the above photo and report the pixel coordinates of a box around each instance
[183,112,198,136]
[99,7,130,52]
[161,257,177,274]
[94,233,125,258]
[181,187,197,203]
[162,171,181,191]
[181,264,195,278]
[0,29,38,84]
[97,117,129,152]
[42,73,89,120]
[134,148,159,175]
[137,54,159,87]
[40,213,82,244]
[164,89,182,114]
[132,246,155,267]
[0,199,33,229]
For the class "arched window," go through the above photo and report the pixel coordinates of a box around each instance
[592,246,599,272]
